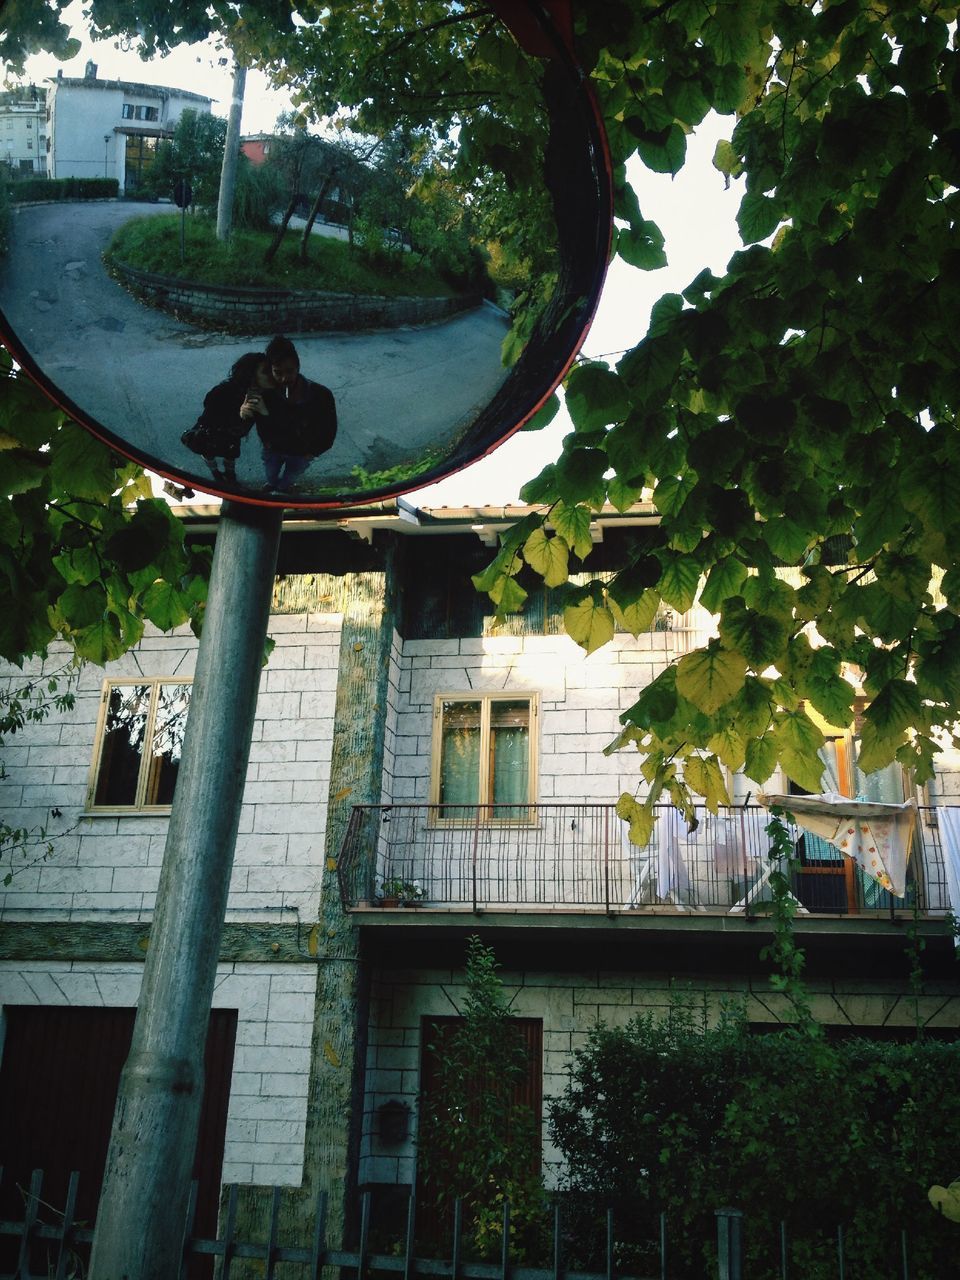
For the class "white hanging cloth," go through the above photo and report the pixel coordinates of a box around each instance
[757,792,917,897]
[935,807,960,941]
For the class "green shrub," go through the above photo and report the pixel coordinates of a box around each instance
[549,997,960,1279]
[10,176,119,202]
[417,937,547,1261]
[103,211,462,298]
[0,181,9,257]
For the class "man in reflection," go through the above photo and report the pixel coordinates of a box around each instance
[254,335,337,493]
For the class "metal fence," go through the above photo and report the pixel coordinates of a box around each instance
[337,802,952,919]
[0,1170,947,1280]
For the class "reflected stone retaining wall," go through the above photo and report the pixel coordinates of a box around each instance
[111,260,481,333]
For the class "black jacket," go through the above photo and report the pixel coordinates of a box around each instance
[257,377,337,457]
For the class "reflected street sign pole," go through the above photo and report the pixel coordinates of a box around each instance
[88,501,283,1280]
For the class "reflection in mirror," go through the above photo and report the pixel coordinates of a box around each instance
[0,1,608,506]
[93,680,190,808]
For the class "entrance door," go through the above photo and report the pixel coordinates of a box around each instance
[0,1005,237,1276]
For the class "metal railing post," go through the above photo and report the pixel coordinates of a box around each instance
[471,806,481,912]
[603,806,611,914]
[716,1207,743,1280]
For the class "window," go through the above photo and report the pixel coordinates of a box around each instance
[431,694,537,816]
[87,679,191,811]
[121,103,135,119]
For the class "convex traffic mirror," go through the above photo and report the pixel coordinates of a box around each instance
[0,0,610,507]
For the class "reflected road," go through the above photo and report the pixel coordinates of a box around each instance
[0,201,510,495]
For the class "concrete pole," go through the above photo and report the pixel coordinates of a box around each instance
[216,58,247,242]
[89,501,283,1280]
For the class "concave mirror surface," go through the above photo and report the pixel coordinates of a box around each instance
[0,0,608,505]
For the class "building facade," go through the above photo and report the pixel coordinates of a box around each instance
[45,63,213,193]
[0,85,46,176]
[1,503,958,1248]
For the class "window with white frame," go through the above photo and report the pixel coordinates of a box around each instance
[87,679,191,811]
[430,694,537,815]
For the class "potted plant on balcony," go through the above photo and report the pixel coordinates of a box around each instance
[377,877,426,907]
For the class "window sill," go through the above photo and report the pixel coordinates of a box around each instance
[83,807,173,818]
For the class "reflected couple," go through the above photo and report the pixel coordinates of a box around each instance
[183,336,337,494]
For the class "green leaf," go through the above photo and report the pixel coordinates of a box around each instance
[636,122,686,175]
[708,724,746,772]
[719,598,789,667]
[616,792,654,847]
[801,648,855,729]
[732,677,775,737]
[900,456,960,535]
[744,733,779,785]
[556,447,608,509]
[658,556,701,612]
[564,593,615,654]
[862,679,921,741]
[565,364,629,431]
[772,710,825,793]
[490,574,528,615]
[712,138,741,177]
[856,716,904,776]
[552,502,594,560]
[762,516,811,562]
[610,588,661,637]
[621,668,679,731]
[521,393,561,432]
[522,528,569,587]
[676,643,747,714]
[617,335,683,405]
[647,293,684,338]
[653,473,696,518]
[607,475,646,512]
[55,582,108,631]
[683,754,730,812]
[700,557,748,614]
[737,192,781,243]
[47,424,118,499]
[73,614,126,664]
[141,579,191,631]
[617,222,668,270]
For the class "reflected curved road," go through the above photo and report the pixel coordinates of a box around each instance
[0,201,510,496]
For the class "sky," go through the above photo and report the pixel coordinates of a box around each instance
[15,3,746,509]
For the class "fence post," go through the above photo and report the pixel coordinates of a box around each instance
[501,1198,511,1280]
[54,1170,81,1280]
[452,1197,464,1280]
[659,1210,667,1280]
[553,1199,563,1280]
[779,1220,788,1280]
[471,807,481,912]
[603,806,611,914]
[605,1207,615,1280]
[716,1207,743,1280]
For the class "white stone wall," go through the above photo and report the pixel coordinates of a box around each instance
[0,612,341,922]
[360,964,960,1190]
[379,630,403,805]
[391,631,679,807]
[0,959,317,1186]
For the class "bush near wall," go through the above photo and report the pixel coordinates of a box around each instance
[548,1001,960,1280]
[10,177,119,202]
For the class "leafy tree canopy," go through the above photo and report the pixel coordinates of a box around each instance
[4,1,960,817]
[470,0,960,818]
[0,350,210,667]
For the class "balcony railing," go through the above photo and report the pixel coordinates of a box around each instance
[337,802,954,919]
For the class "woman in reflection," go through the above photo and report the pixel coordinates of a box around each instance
[190,352,275,483]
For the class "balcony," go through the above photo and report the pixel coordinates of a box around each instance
[337,802,954,920]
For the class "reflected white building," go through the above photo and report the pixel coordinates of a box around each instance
[45,61,213,193]
[0,84,46,175]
